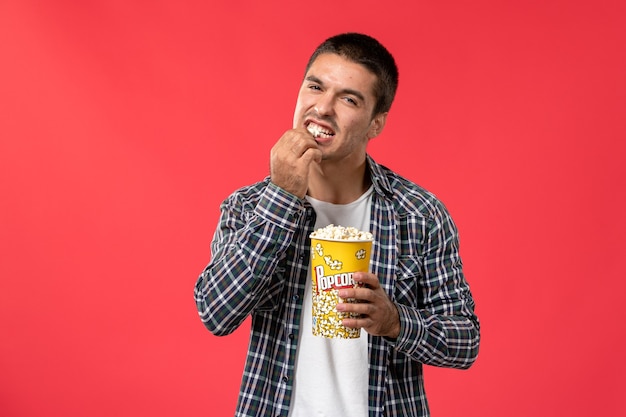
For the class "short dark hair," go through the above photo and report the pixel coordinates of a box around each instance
[305,33,399,116]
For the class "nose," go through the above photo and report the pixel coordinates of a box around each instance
[314,92,335,117]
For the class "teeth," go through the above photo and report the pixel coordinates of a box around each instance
[307,124,322,137]
[307,123,333,138]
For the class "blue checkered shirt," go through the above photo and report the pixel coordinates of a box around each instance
[195,155,480,416]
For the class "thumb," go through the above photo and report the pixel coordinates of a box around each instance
[303,148,322,164]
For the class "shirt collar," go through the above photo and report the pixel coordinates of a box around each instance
[366,154,394,198]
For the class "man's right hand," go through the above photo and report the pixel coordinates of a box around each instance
[270,128,322,198]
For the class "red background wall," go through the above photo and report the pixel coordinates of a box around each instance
[1,1,625,416]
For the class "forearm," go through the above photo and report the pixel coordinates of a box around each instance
[194,232,289,336]
[194,182,305,335]
[389,199,480,368]
[392,304,480,369]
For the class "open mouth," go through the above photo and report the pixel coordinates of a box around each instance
[306,122,335,139]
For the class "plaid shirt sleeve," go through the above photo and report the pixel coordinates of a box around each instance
[194,180,305,336]
[391,197,480,369]
[367,157,480,416]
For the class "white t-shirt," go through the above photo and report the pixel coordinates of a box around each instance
[288,186,373,417]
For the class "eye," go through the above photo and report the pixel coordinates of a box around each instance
[308,84,322,91]
[344,96,358,106]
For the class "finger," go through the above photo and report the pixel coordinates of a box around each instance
[341,316,372,329]
[338,287,373,302]
[291,135,319,157]
[337,301,374,316]
[352,272,380,289]
[302,147,322,164]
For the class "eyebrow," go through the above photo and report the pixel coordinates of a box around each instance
[305,75,366,103]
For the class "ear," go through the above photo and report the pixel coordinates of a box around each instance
[367,112,388,139]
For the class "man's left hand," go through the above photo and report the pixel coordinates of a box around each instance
[336,272,400,338]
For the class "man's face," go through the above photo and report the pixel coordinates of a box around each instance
[292,53,387,163]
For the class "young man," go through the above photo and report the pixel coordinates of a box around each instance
[195,33,480,416]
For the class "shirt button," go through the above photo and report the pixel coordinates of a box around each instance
[288,333,294,339]
[282,375,289,383]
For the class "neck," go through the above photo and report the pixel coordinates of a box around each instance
[306,158,371,204]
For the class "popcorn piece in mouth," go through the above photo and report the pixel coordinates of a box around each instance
[310,224,373,241]
[307,123,334,138]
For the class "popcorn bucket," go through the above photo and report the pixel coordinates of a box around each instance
[309,234,373,339]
